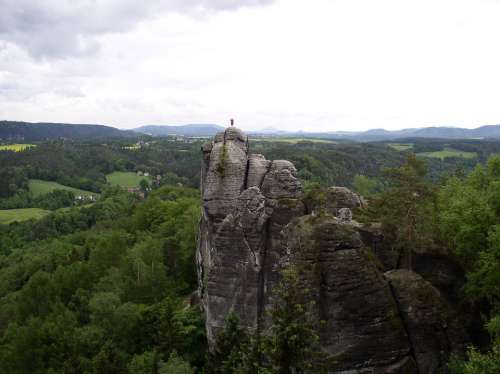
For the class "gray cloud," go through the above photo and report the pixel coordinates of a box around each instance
[0,0,273,59]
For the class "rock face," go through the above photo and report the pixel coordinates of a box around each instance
[197,127,467,372]
[385,270,467,374]
[197,127,305,345]
[281,216,415,372]
[305,186,363,216]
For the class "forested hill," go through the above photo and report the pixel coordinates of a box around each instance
[133,124,224,137]
[0,121,135,141]
[249,124,500,141]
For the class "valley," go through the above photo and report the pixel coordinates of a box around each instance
[3,1,500,371]
[0,122,499,372]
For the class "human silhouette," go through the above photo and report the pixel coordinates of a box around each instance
[230,118,234,127]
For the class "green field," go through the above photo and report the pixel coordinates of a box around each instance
[0,144,37,152]
[417,147,477,160]
[253,137,336,144]
[28,179,97,197]
[389,143,413,151]
[0,208,50,224]
[106,172,151,188]
[58,203,95,212]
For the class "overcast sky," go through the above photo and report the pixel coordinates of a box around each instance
[1,0,500,132]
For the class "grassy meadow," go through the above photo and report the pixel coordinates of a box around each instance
[388,143,413,151]
[28,179,97,197]
[417,147,477,160]
[0,208,50,224]
[106,171,151,188]
[252,137,337,144]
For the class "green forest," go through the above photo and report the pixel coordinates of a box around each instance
[0,135,499,372]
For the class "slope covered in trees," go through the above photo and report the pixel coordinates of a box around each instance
[0,134,499,372]
[363,154,500,372]
[0,121,134,141]
[0,186,204,372]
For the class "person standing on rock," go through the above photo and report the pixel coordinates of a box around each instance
[230,118,234,127]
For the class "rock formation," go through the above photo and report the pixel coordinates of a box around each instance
[197,127,305,346]
[197,127,466,373]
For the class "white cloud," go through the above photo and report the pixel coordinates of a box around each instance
[1,0,500,131]
[0,0,273,58]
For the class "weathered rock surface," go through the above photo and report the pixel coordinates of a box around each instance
[306,186,363,216]
[386,270,468,373]
[198,127,304,345]
[197,127,467,372]
[281,215,414,372]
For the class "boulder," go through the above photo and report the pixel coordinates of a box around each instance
[261,160,302,199]
[305,186,363,217]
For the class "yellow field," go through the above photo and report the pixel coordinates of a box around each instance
[0,144,37,152]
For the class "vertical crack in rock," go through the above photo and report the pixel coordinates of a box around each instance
[387,278,420,374]
[243,158,250,192]
[260,158,273,189]
[256,217,271,334]
[385,269,468,374]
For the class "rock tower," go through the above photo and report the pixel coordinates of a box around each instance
[197,127,467,373]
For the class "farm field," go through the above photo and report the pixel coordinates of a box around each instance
[0,144,36,152]
[28,179,97,197]
[388,143,413,151]
[58,203,95,212]
[0,208,50,224]
[417,147,477,160]
[122,144,141,150]
[253,137,336,144]
[106,171,151,188]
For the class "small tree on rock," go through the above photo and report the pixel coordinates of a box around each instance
[369,154,435,270]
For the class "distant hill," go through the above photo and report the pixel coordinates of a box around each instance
[133,124,225,137]
[0,121,134,141]
[4,120,500,142]
[400,125,499,139]
[250,124,500,141]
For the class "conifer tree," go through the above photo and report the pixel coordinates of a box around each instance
[206,312,249,373]
[262,265,324,374]
[370,153,434,270]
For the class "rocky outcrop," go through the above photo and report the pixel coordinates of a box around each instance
[305,186,363,216]
[197,127,467,372]
[281,215,415,372]
[197,127,304,345]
